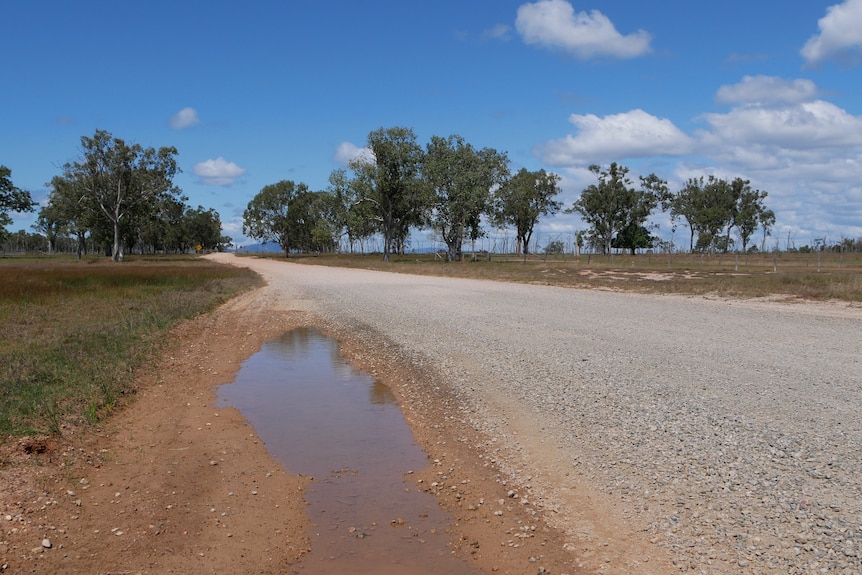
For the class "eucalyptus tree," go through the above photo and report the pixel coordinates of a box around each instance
[44,174,99,258]
[665,177,705,252]
[285,189,340,253]
[727,179,772,254]
[349,127,426,261]
[423,134,509,261]
[327,168,377,252]
[130,193,185,253]
[570,163,667,255]
[0,166,36,238]
[693,176,735,252]
[757,208,776,253]
[493,168,562,255]
[184,206,224,252]
[32,202,68,254]
[667,175,729,253]
[667,176,772,253]
[56,130,181,261]
[243,180,308,257]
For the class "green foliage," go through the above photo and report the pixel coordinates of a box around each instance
[423,134,509,261]
[243,180,308,256]
[570,163,666,255]
[329,167,377,252]
[184,206,224,251]
[666,175,772,253]
[612,223,655,254]
[50,130,182,261]
[1,229,49,252]
[41,171,222,258]
[0,166,37,239]
[544,239,565,255]
[350,127,427,261]
[286,190,340,253]
[493,168,562,255]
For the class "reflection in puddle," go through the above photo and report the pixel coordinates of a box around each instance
[218,329,480,574]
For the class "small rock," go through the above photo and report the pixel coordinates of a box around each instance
[42,538,52,549]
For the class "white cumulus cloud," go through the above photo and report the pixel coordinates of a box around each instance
[716,76,818,106]
[539,109,693,166]
[193,157,246,186]
[700,100,862,150]
[168,107,201,129]
[334,141,375,166]
[801,0,862,66]
[515,0,652,59]
[692,94,862,242]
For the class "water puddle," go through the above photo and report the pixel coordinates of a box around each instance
[218,328,481,574]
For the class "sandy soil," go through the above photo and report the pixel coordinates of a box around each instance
[1,290,315,574]
[1,260,598,574]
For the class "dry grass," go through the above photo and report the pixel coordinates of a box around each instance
[245,250,862,302]
[0,255,261,435]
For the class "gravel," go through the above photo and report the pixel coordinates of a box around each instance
[230,257,862,574]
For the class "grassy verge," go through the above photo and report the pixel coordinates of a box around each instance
[242,251,862,302]
[0,255,261,436]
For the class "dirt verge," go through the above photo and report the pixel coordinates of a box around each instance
[1,282,588,574]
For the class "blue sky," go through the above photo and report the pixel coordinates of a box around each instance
[3,0,861,249]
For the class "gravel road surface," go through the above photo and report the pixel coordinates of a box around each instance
[215,254,862,574]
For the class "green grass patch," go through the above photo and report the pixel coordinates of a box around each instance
[0,256,261,435]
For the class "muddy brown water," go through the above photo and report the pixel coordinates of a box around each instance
[218,328,482,574]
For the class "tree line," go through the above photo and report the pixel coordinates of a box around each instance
[1,126,783,261]
[243,126,776,260]
[1,130,229,260]
[244,127,564,261]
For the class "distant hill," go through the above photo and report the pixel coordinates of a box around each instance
[234,243,446,255]
[235,242,282,253]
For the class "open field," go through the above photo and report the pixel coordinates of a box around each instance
[2,252,861,573]
[0,255,260,435]
[243,250,862,302]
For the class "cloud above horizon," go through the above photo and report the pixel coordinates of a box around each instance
[538,75,862,168]
[333,142,375,166]
[716,75,818,106]
[801,0,862,66]
[193,157,246,186]
[168,107,201,130]
[539,109,693,165]
[534,74,862,241]
[515,0,652,59]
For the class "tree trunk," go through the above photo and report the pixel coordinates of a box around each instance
[112,221,122,262]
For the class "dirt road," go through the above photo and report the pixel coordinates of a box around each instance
[3,254,860,574]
